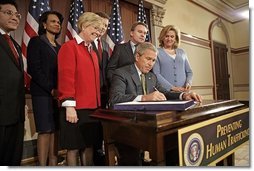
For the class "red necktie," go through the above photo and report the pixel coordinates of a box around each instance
[97,39,102,61]
[4,34,19,65]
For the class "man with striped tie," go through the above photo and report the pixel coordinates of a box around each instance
[92,11,111,166]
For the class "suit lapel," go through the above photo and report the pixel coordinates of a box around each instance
[13,39,24,71]
[125,41,135,61]
[40,35,58,55]
[92,41,102,69]
[0,34,21,70]
[129,65,143,94]
[146,72,154,94]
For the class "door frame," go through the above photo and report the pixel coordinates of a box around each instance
[209,18,233,100]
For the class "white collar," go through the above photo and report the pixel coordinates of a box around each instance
[74,34,92,51]
[134,64,143,79]
[0,28,9,35]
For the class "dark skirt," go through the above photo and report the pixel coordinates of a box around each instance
[31,96,59,133]
[59,108,101,150]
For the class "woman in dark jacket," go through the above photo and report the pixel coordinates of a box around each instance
[27,11,63,166]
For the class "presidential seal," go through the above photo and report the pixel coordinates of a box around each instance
[184,133,204,166]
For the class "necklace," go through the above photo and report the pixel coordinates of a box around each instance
[164,48,175,55]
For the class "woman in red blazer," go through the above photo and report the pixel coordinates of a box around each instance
[58,12,103,166]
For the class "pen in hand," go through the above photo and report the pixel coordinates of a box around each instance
[153,86,159,91]
[153,86,167,100]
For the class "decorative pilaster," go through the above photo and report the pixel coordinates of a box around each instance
[151,5,166,27]
[149,4,166,46]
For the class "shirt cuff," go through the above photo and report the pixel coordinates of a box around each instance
[133,95,142,102]
[62,100,76,107]
[180,92,185,100]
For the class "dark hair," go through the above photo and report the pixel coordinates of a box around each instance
[0,0,18,10]
[130,21,148,31]
[95,12,110,20]
[38,11,64,38]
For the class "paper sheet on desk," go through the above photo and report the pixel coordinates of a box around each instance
[113,100,195,111]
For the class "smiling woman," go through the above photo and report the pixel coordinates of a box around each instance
[26,11,64,166]
[77,12,104,42]
[57,12,104,166]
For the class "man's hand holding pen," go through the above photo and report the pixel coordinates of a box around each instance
[141,87,166,101]
[154,86,202,103]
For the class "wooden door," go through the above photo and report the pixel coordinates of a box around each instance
[213,41,230,100]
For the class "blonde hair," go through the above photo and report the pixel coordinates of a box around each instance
[158,25,180,48]
[77,12,103,33]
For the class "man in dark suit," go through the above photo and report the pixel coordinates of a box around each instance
[109,42,202,165]
[0,0,25,166]
[106,21,148,82]
[91,11,110,166]
[92,12,110,109]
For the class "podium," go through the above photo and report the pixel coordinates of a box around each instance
[91,100,249,166]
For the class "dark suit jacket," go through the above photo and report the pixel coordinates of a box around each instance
[92,38,110,90]
[106,41,135,82]
[0,34,25,125]
[27,35,60,96]
[109,64,181,106]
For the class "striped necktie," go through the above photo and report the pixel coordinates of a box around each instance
[140,73,147,95]
[4,34,19,65]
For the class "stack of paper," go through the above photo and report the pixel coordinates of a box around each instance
[113,100,195,111]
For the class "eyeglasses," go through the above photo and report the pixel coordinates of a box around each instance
[92,25,103,34]
[0,10,21,19]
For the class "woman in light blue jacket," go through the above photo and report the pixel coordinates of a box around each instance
[153,25,193,92]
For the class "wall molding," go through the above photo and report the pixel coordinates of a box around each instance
[191,85,213,89]
[231,47,249,54]
[181,32,211,49]
[234,84,249,87]
[233,84,249,93]
[180,32,250,54]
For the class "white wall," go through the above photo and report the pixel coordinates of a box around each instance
[159,0,249,100]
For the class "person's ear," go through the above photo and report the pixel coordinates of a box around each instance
[135,53,140,62]
[130,31,134,37]
[43,23,47,29]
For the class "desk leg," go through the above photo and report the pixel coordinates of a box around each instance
[104,142,117,166]
[102,122,118,166]
[149,134,166,165]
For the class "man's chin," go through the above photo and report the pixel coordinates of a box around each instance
[8,26,18,31]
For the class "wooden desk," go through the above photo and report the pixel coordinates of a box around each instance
[91,100,249,166]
